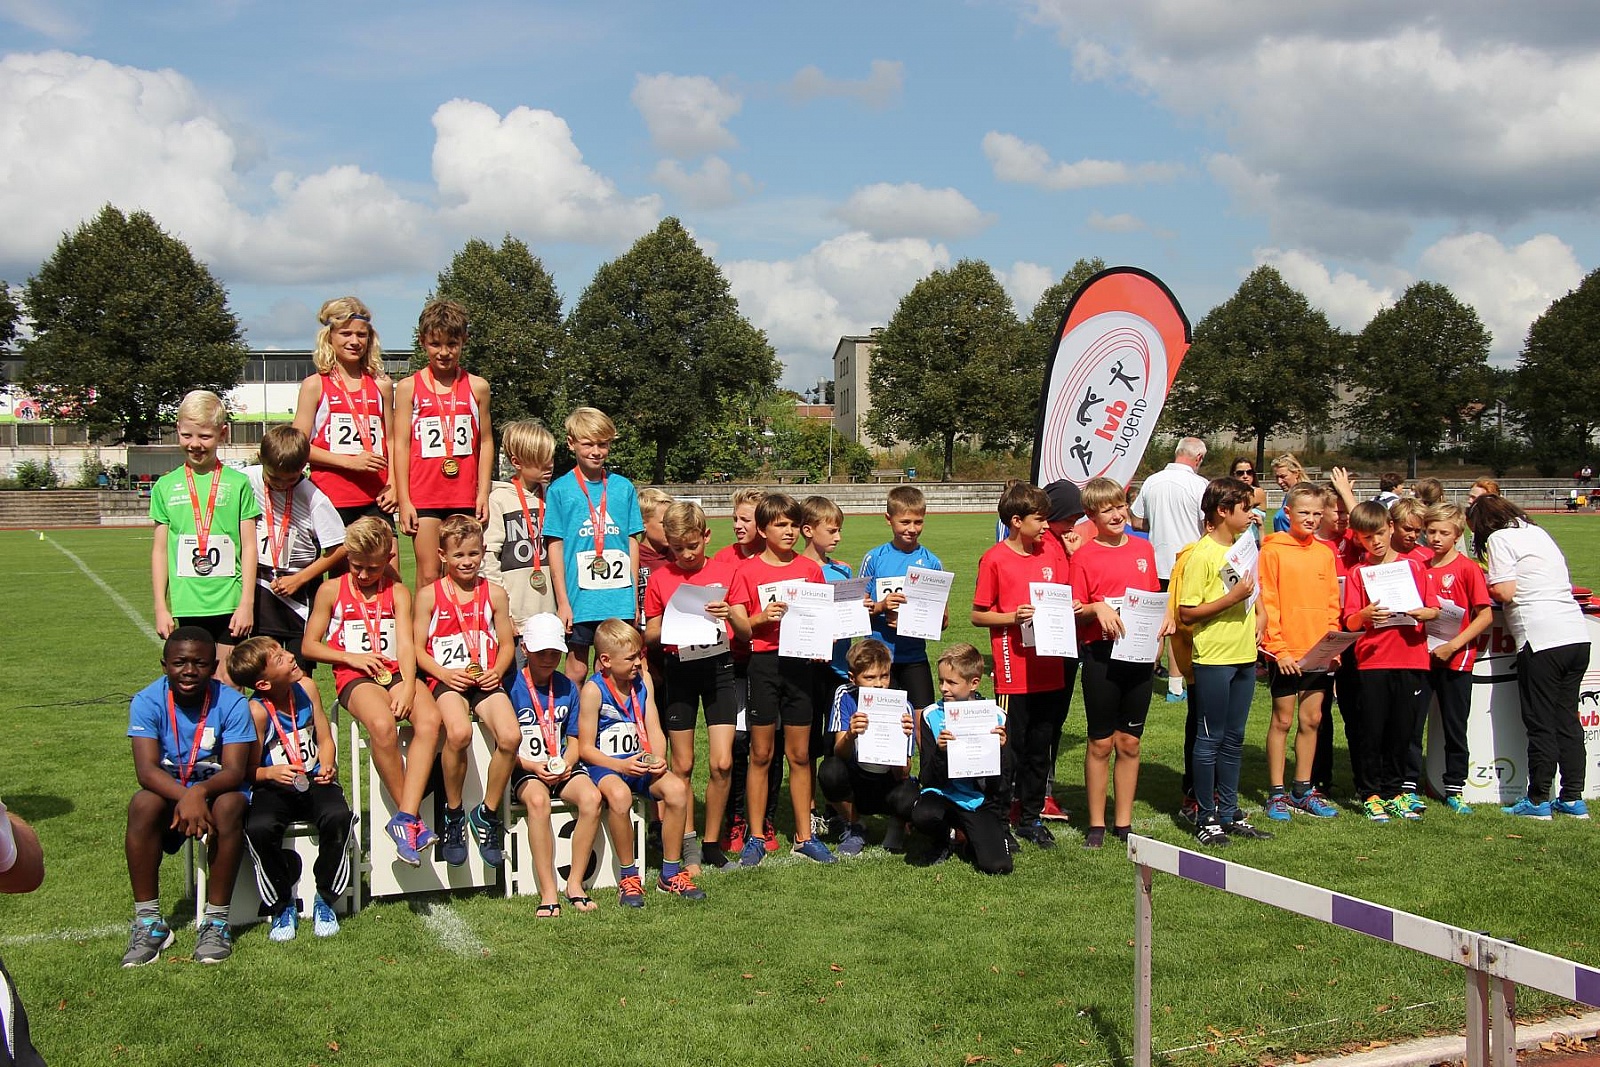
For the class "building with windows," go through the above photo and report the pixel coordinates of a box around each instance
[832,334,883,450]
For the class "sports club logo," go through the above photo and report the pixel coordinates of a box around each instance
[1136,558,1149,574]
[1441,574,1456,592]
[1032,268,1191,489]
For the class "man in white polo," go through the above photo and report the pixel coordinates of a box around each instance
[1130,436,1208,700]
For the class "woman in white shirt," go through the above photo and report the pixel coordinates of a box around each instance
[1469,495,1591,819]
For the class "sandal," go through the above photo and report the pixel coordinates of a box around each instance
[562,893,597,913]
[535,903,561,919]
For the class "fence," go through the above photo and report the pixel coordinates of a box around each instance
[1127,834,1600,1067]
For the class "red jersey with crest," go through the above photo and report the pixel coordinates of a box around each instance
[309,372,388,508]
[407,371,480,509]
[1342,557,1434,671]
[1067,536,1160,647]
[728,554,826,655]
[644,556,741,654]
[974,539,1067,695]
[325,575,400,692]
[1426,553,1493,671]
[425,578,500,675]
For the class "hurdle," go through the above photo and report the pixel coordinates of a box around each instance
[1127,835,1600,1067]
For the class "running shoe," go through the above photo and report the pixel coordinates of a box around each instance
[1384,796,1421,821]
[1165,688,1186,703]
[837,822,868,857]
[657,870,706,899]
[268,907,297,943]
[764,832,779,853]
[385,813,421,866]
[1177,797,1200,826]
[1552,798,1591,819]
[312,895,340,938]
[810,813,831,841]
[617,873,646,908]
[1289,790,1340,819]
[1264,793,1293,821]
[1223,820,1275,840]
[1444,795,1473,815]
[1501,797,1552,820]
[1195,823,1230,848]
[722,815,748,856]
[1398,792,1427,814]
[120,917,174,967]
[441,807,469,866]
[1082,826,1106,850]
[466,803,506,868]
[739,833,767,867]
[193,919,234,964]
[1041,796,1070,822]
[1361,795,1391,823]
[1015,820,1056,850]
[412,818,439,854]
[792,838,838,864]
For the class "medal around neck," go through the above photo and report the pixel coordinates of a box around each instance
[441,458,460,477]
[529,570,547,593]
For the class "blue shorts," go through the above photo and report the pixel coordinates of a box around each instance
[585,765,651,797]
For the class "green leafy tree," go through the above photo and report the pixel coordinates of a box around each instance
[0,280,19,354]
[563,218,779,484]
[1511,268,1600,475]
[418,235,565,433]
[769,405,872,483]
[20,206,246,443]
[867,259,1030,481]
[1350,281,1491,477]
[1162,266,1345,470]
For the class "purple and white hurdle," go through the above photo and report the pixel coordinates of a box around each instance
[1127,834,1600,1067]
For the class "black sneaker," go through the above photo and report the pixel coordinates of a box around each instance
[1015,820,1056,849]
[440,807,469,866]
[466,803,505,867]
[1082,826,1106,850]
[701,842,732,870]
[1195,823,1230,848]
[1223,820,1275,840]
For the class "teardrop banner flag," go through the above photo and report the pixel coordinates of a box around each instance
[1031,266,1192,488]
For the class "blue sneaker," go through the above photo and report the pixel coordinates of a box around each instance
[1290,790,1340,818]
[441,808,469,866]
[1551,798,1590,819]
[1165,688,1186,703]
[121,917,174,967]
[1265,794,1293,821]
[1445,796,1474,815]
[1502,797,1553,820]
[268,907,298,942]
[466,803,505,867]
[837,822,867,857]
[792,837,838,864]
[412,819,439,854]
[312,895,340,938]
[739,833,767,867]
[385,813,420,866]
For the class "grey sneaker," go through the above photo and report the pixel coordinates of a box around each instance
[193,918,234,964]
[121,917,174,967]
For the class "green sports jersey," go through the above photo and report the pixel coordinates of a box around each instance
[150,464,261,619]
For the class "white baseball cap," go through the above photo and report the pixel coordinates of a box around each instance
[520,613,567,653]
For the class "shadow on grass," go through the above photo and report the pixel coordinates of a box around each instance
[4,793,74,822]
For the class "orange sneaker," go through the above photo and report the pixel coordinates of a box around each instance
[656,870,707,899]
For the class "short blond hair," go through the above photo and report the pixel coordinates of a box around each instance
[663,501,708,541]
[227,635,281,691]
[593,617,643,658]
[313,296,383,376]
[1389,497,1425,526]
[1425,502,1467,536]
[439,513,484,549]
[501,420,555,467]
[800,494,843,529]
[730,487,767,512]
[344,515,395,558]
[564,407,616,443]
[637,487,673,519]
[937,642,985,682]
[886,485,925,516]
[1271,453,1305,478]
[175,390,228,430]
[1082,477,1126,514]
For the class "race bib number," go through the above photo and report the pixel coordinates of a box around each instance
[340,618,396,658]
[758,581,786,609]
[874,576,906,601]
[328,412,384,456]
[416,416,473,459]
[576,549,630,591]
[599,721,640,758]
[175,534,237,579]
[519,722,554,763]
[678,632,729,662]
[267,729,319,770]
[431,633,473,671]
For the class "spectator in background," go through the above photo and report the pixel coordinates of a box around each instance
[1373,472,1405,509]
[1,799,47,1065]
[1230,458,1269,543]
[1131,437,1209,701]
[1414,478,1444,506]
[1467,478,1500,504]
[1270,454,1306,533]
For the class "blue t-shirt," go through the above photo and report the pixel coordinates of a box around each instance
[257,682,323,775]
[826,683,905,774]
[127,677,254,784]
[544,469,645,625]
[507,668,579,764]
[1273,506,1290,534]
[859,540,944,663]
[921,701,1004,810]
[822,557,855,680]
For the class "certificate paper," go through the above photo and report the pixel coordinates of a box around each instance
[777,582,836,659]
[1110,589,1169,663]
[661,582,726,647]
[895,566,954,641]
[1026,582,1078,658]
[1358,562,1424,627]
[1295,630,1358,673]
[1221,534,1260,609]
[944,699,1003,779]
[854,686,910,768]
[1426,600,1466,651]
[830,576,872,640]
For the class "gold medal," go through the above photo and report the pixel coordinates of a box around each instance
[544,756,567,777]
[529,569,547,594]
[373,667,393,686]
[465,662,483,677]
[441,458,460,477]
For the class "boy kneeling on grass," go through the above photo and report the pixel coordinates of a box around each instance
[123,627,256,967]
[912,643,1014,874]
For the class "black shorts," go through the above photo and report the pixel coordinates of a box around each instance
[338,674,403,708]
[1080,641,1154,740]
[336,503,393,528]
[662,652,737,731]
[567,620,599,651]
[890,660,936,712]
[1267,660,1335,701]
[414,506,473,522]
[176,614,235,645]
[847,768,901,816]
[427,679,506,713]
[511,768,584,800]
[745,651,814,728]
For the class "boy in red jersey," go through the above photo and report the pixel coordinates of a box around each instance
[393,299,494,586]
[1422,503,1494,813]
[1389,498,1436,566]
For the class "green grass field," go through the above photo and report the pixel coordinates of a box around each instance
[3,514,1599,1066]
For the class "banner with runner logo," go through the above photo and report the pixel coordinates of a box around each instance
[1031,267,1191,488]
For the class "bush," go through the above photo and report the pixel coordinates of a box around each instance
[76,456,109,489]
[14,459,60,490]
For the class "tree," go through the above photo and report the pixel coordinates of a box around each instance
[419,235,565,432]
[1350,281,1491,477]
[20,206,246,444]
[0,281,18,353]
[563,218,779,484]
[1162,266,1345,470]
[867,260,1031,481]
[1511,268,1600,475]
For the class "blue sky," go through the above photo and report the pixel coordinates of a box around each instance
[3,1,1597,390]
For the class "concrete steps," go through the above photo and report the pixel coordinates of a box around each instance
[0,490,103,528]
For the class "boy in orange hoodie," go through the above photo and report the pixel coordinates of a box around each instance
[1259,484,1343,820]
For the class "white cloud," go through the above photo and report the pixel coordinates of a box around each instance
[983,131,1180,190]
[1254,247,1396,333]
[999,261,1056,315]
[1087,211,1144,233]
[725,233,951,386]
[234,166,433,283]
[431,98,660,245]
[1418,232,1583,357]
[631,73,741,158]
[788,59,904,109]
[0,0,83,41]
[651,156,754,209]
[830,182,993,240]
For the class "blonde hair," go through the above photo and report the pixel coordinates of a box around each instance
[730,487,767,512]
[885,485,925,516]
[1424,502,1467,536]
[564,406,616,443]
[344,515,395,558]
[1081,477,1126,514]
[501,420,555,467]
[800,494,844,529]
[846,639,892,676]
[1271,453,1305,478]
[1284,484,1325,511]
[1389,497,1425,526]
[175,390,229,430]
[937,642,985,682]
[663,501,707,540]
[637,487,673,519]
[226,635,281,691]
[439,514,484,549]
[593,617,643,658]
[313,296,383,376]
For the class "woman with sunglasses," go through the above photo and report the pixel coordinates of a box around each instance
[1230,460,1269,542]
